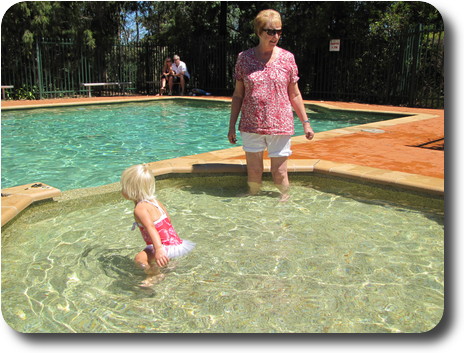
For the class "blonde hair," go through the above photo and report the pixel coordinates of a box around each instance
[253,9,282,36]
[121,164,156,202]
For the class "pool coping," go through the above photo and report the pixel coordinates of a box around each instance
[0,96,233,111]
[1,97,444,227]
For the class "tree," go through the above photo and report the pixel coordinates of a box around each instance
[1,1,128,50]
[369,1,443,37]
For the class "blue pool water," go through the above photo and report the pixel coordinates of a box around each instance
[1,99,406,191]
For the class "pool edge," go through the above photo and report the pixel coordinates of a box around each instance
[1,155,444,227]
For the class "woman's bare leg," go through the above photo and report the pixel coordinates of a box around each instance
[271,156,290,201]
[245,151,264,194]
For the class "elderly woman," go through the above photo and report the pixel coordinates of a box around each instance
[228,9,315,201]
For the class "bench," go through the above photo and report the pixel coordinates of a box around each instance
[146,74,194,96]
[1,85,13,99]
[81,82,132,98]
[146,81,159,95]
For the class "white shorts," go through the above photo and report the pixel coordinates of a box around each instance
[240,132,292,158]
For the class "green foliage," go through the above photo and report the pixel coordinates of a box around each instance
[369,1,443,38]
[1,1,126,50]
[1,1,443,49]
[14,85,40,100]
[135,1,442,50]
[1,1,443,106]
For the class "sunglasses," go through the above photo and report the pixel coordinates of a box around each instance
[263,29,283,36]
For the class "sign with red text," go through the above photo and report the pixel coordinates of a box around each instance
[329,39,340,52]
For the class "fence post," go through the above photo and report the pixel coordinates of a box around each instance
[408,24,422,106]
[35,40,44,99]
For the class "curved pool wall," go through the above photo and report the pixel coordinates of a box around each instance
[1,173,444,333]
[1,98,443,227]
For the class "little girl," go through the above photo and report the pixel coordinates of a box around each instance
[121,164,195,286]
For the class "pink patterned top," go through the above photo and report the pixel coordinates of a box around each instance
[234,47,300,135]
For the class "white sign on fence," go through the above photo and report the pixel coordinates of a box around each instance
[329,39,340,52]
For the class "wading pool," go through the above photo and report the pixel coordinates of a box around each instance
[1,174,444,333]
[1,99,409,191]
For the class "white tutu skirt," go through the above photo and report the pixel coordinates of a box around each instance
[145,240,195,259]
[164,239,195,259]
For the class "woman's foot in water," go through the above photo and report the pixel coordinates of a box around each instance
[276,184,290,202]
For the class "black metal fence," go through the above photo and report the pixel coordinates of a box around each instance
[1,25,443,108]
[306,25,444,108]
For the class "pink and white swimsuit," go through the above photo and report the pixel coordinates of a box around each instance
[132,199,195,259]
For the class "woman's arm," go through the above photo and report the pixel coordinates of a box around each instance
[288,82,315,140]
[228,80,245,144]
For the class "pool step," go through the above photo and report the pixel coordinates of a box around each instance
[1,183,61,227]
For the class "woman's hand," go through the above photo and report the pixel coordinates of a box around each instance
[304,124,315,140]
[228,128,237,144]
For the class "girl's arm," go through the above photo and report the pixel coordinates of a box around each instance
[135,205,169,267]
[228,80,245,144]
[288,82,315,140]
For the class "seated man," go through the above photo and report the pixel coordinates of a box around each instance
[170,54,190,95]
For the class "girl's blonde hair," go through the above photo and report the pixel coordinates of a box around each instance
[121,164,156,202]
[253,9,282,36]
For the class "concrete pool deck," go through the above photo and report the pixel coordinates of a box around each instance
[1,96,444,227]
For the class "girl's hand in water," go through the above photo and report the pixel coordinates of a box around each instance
[155,248,169,267]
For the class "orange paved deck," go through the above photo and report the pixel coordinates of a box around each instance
[0,95,160,107]
[293,105,444,179]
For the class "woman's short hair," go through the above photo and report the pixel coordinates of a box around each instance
[253,9,282,36]
[121,164,156,202]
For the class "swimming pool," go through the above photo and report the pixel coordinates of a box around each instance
[1,99,408,191]
[1,174,443,333]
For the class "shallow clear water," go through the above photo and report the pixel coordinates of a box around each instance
[1,100,405,191]
[1,175,444,333]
